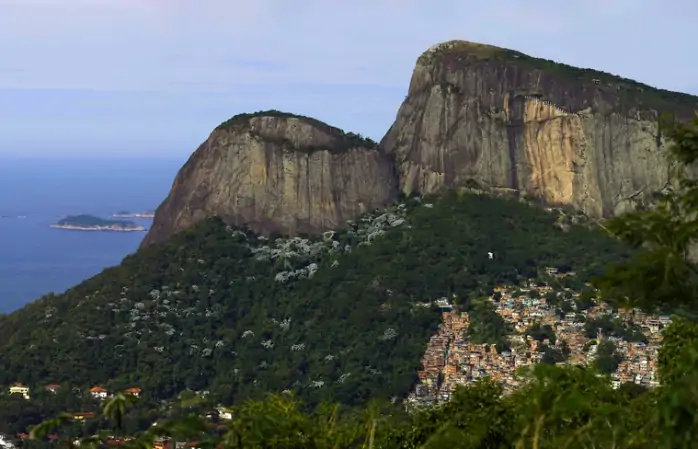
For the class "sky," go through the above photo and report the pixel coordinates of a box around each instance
[0,0,697,158]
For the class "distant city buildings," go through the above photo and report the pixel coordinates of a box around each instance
[407,269,668,406]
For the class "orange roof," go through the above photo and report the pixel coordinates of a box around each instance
[90,386,108,392]
[11,383,27,388]
[124,387,141,393]
[45,384,61,389]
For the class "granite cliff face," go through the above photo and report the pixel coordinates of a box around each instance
[143,41,698,246]
[140,112,397,247]
[380,40,698,217]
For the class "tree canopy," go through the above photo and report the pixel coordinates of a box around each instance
[9,117,698,448]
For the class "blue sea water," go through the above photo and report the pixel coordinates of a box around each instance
[0,157,184,313]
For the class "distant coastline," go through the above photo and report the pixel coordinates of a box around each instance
[50,224,146,232]
[112,210,155,219]
[51,214,147,232]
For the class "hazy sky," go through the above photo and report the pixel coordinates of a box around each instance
[1,0,696,158]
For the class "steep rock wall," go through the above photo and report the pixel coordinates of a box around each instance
[141,114,397,247]
[381,40,697,217]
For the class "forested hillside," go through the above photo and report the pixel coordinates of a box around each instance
[0,191,631,434]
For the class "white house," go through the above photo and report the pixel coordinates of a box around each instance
[89,386,109,399]
[0,433,16,449]
[8,383,29,400]
[216,406,233,420]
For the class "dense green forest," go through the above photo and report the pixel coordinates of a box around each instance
[19,114,698,449]
[0,187,631,435]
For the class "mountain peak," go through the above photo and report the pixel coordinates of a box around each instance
[140,111,395,247]
[415,40,698,116]
[144,40,697,246]
[419,40,509,61]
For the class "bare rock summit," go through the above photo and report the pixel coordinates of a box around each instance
[380,40,698,218]
[142,41,698,247]
[141,111,397,247]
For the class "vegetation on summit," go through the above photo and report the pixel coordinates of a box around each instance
[215,109,378,153]
[216,109,332,131]
[420,40,698,113]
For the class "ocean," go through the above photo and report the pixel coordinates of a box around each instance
[0,156,184,313]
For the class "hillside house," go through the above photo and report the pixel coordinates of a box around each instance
[90,386,109,399]
[153,441,175,449]
[0,433,16,449]
[45,384,62,393]
[435,298,453,310]
[658,315,672,325]
[72,412,95,422]
[175,442,202,449]
[216,406,233,420]
[124,387,142,398]
[8,383,29,399]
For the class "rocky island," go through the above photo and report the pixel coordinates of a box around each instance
[50,214,147,232]
[112,210,155,218]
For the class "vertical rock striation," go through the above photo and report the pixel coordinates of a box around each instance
[380,40,698,217]
[141,112,397,247]
[143,41,698,247]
